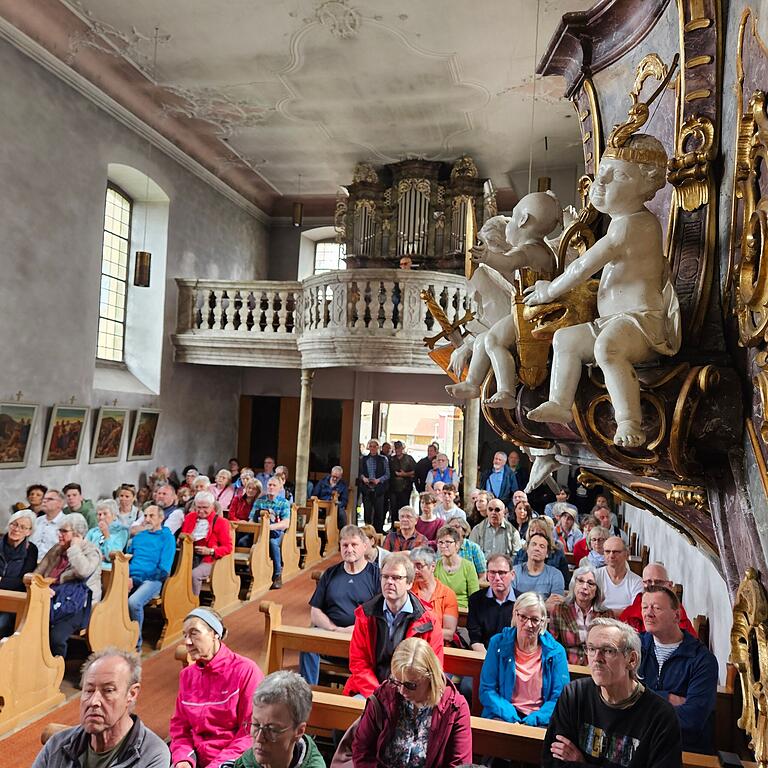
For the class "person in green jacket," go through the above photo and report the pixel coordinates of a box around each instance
[224,670,326,768]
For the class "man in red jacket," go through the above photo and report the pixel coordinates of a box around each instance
[619,563,696,636]
[344,552,444,697]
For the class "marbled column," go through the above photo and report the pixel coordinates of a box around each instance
[462,398,480,502]
[294,368,315,505]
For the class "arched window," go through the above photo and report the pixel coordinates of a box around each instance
[314,240,346,274]
[97,184,132,361]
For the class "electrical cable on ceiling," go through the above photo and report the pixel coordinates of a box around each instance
[527,0,541,195]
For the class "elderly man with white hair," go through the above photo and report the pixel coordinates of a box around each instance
[594,536,643,615]
[30,488,67,561]
[0,509,38,637]
[314,465,349,525]
[543,617,682,767]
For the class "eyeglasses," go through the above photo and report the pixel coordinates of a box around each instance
[585,644,626,659]
[381,573,407,582]
[642,579,668,587]
[246,722,292,741]
[8,521,32,531]
[575,577,597,587]
[436,539,456,547]
[388,676,422,691]
[515,614,543,627]
[487,569,511,577]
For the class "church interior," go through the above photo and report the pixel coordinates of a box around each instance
[1,0,768,766]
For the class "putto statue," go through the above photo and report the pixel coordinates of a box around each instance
[446,191,561,409]
[524,128,681,448]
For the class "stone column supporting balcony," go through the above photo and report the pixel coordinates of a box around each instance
[173,269,471,372]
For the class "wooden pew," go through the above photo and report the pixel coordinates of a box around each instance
[0,576,65,736]
[315,495,339,556]
[202,521,241,615]
[86,551,139,652]
[258,601,739,751]
[234,513,273,600]
[307,689,749,768]
[296,498,323,570]
[280,505,301,581]
[153,535,199,649]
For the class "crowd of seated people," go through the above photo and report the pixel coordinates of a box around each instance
[9,453,721,767]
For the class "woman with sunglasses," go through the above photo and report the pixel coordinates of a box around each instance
[479,591,569,727]
[549,565,612,664]
[170,608,264,768]
[350,637,472,768]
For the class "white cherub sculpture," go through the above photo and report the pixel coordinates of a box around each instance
[524,132,681,447]
[445,191,562,409]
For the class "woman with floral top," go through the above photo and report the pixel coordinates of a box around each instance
[351,637,471,768]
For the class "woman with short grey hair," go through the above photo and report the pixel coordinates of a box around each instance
[549,564,612,664]
[0,509,39,637]
[86,498,128,570]
[225,671,324,768]
[31,512,102,656]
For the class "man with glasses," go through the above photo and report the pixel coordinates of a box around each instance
[469,499,522,560]
[595,537,643,615]
[29,489,66,561]
[638,585,718,754]
[467,553,516,651]
[543,617,682,767]
[299,525,379,685]
[344,552,443,697]
[619,563,696,635]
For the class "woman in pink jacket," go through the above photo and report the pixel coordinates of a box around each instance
[170,608,264,768]
[350,637,472,768]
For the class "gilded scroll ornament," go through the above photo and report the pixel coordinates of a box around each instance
[450,155,479,179]
[665,484,708,511]
[730,568,768,767]
[397,178,431,198]
[351,162,379,184]
[667,116,716,211]
[334,197,347,241]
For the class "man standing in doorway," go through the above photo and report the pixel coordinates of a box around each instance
[388,441,416,523]
[415,442,439,493]
[358,439,389,533]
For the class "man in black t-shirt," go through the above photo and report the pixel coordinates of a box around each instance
[543,617,682,768]
[298,524,380,685]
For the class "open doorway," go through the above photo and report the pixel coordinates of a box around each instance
[359,401,464,470]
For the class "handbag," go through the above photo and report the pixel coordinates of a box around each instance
[329,693,384,768]
[50,580,92,628]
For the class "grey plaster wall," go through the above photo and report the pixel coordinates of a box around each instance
[0,40,268,518]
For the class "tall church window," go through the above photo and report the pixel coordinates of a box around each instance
[313,240,346,274]
[97,184,132,361]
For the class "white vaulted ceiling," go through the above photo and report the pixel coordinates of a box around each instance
[2,0,595,213]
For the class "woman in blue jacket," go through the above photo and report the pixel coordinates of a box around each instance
[479,591,570,726]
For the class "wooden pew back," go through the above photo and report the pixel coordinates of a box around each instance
[280,505,301,581]
[314,496,339,556]
[234,513,273,599]
[86,551,139,652]
[153,535,198,649]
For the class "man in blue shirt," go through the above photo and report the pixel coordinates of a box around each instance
[638,585,718,753]
[250,476,292,589]
[127,504,176,650]
[255,456,275,490]
[479,451,518,511]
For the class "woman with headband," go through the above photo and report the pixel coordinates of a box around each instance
[170,608,264,768]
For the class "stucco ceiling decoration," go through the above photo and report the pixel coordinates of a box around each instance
[0,0,593,216]
[273,6,490,168]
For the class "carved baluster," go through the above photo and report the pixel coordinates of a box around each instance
[258,291,268,332]
[221,290,232,330]
[286,291,296,334]
[193,286,204,329]
[363,281,373,328]
[232,290,243,331]
[245,290,255,331]
[355,281,367,330]
[206,289,218,329]
[424,285,435,331]
[382,280,395,330]
[276,289,288,333]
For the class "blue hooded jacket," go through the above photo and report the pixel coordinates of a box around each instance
[479,625,570,726]
[639,629,719,753]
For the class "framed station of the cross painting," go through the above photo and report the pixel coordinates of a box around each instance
[42,405,89,466]
[90,407,129,463]
[0,402,39,469]
[127,408,160,461]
